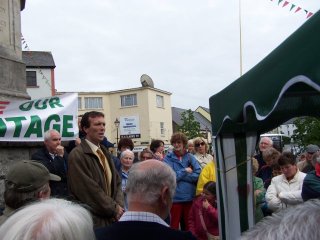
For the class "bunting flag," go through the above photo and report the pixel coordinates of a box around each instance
[270,0,314,18]
[20,34,53,88]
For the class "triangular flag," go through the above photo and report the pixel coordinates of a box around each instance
[307,12,313,18]
[290,4,295,11]
[278,0,284,5]
[282,1,289,8]
[295,7,301,13]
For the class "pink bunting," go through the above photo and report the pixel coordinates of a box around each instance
[282,1,289,8]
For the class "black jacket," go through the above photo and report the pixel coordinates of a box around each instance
[31,147,69,198]
[95,221,196,240]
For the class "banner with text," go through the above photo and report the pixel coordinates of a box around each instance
[119,115,141,139]
[0,93,78,142]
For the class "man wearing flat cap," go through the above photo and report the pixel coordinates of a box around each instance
[0,160,60,225]
[297,144,320,173]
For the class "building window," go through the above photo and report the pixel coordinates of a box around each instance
[84,97,102,109]
[26,71,37,87]
[160,122,165,135]
[78,97,82,109]
[156,95,164,108]
[121,94,137,107]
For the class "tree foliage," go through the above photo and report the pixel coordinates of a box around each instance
[291,117,320,147]
[178,109,201,139]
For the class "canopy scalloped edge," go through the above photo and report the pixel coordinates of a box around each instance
[213,75,319,137]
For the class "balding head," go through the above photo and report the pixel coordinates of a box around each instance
[126,160,176,219]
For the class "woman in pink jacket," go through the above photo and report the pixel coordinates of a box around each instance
[188,181,219,240]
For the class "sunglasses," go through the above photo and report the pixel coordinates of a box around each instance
[195,142,205,147]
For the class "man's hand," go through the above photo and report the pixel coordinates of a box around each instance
[115,205,125,221]
[56,145,65,157]
[75,137,81,146]
[185,167,193,173]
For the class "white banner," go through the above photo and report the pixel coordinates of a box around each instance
[0,93,78,142]
[119,115,141,139]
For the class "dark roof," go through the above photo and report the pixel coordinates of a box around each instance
[22,51,56,68]
[171,107,212,131]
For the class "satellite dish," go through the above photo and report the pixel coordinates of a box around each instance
[140,74,154,88]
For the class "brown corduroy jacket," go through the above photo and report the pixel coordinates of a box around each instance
[68,140,124,228]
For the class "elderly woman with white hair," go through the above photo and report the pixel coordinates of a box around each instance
[119,149,135,211]
[0,198,95,240]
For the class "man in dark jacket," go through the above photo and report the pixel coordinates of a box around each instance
[95,160,196,240]
[302,152,320,201]
[32,129,68,198]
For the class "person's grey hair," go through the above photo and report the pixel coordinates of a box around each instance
[126,160,176,205]
[241,199,320,239]
[0,198,95,240]
[120,149,134,160]
[311,151,320,166]
[260,136,273,146]
[44,129,60,141]
[187,139,194,145]
[4,183,50,209]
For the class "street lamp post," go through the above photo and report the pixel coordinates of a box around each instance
[114,118,120,145]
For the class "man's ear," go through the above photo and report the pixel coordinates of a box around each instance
[160,186,170,206]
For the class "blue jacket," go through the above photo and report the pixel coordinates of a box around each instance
[164,152,201,202]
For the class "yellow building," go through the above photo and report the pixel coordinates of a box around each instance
[76,86,172,152]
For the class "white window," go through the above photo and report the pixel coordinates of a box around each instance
[78,97,82,109]
[160,122,165,135]
[84,97,102,109]
[156,95,164,108]
[121,94,137,107]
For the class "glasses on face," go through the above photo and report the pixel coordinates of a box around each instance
[195,142,205,148]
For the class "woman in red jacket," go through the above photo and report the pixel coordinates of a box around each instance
[188,181,219,240]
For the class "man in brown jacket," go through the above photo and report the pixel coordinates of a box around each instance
[68,111,124,228]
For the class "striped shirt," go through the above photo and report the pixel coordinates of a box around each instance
[119,211,169,227]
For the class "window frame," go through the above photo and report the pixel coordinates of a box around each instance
[121,94,137,107]
[84,97,103,109]
[26,71,37,87]
[156,95,164,108]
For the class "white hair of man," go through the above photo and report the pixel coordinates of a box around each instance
[120,149,134,159]
[44,129,60,141]
[260,136,273,146]
[0,198,95,240]
[241,198,320,240]
[126,160,176,205]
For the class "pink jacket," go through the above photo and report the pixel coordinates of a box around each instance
[188,195,219,240]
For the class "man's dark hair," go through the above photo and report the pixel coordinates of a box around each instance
[278,152,296,166]
[149,140,165,153]
[80,111,104,129]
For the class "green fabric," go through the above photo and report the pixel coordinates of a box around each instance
[253,177,265,223]
[209,10,320,136]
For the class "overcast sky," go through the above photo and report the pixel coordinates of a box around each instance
[21,0,319,110]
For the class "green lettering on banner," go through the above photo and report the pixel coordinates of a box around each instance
[34,99,48,110]
[0,118,7,137]
[49,97,63,108]
[62,115,74,137]
[19,100,34,111]
[24,115,42,138]
[44,114,61,132]
[5,117,27,137]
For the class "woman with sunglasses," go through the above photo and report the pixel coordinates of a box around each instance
[193,137,213,169]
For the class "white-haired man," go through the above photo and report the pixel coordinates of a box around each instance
[95,160,196,240]
[32,129,68,198]
[254,137,273,172]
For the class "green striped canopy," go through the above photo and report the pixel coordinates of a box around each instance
[208,11,320,240]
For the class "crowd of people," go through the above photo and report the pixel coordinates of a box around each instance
[2,110,319,239]
[0,111,218,240]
